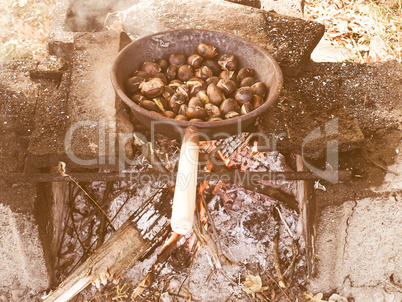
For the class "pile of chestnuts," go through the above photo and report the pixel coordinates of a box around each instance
[125,43,268,122]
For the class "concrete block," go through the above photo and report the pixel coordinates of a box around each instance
[260,0,304,18]
[310,195,402,301]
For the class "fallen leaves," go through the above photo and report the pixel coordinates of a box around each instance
[241,275,269,298]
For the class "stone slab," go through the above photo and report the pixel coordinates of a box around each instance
[258,60,402,159]
[310,195,402,301]
[121,0,324,76]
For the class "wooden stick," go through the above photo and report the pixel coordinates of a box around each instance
[43,219,150,302]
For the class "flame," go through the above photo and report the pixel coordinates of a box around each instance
[161,232,181,252]
[252,140,259,153]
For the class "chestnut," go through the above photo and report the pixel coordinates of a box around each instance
[154,73,168,85]
[187,54,203,69]
[205,76,220,86]
[130,92,147,104]
[140,78,165,98]
[252,94,264,109]
[187,79,206,97]
[163,111,176,119]
[166,64,178,81]
[177,65,194,82]
[157,59,169,72]
[186,106,208,120]
[152,97,168,112]
[134,70,150,81]
[235,87,254,105]
[217,79,237,96]
[195,66,213,80]
[197,43,218,59]
[196,90,210,104]
[126,75,144,94]
[175,114,188,121]
[178,104,188,116]
[240,77,255,87]
[188,97,204,108]
[168,79,183,89]
[225,111,240,119]
[220,98,240,116]
[237,67,255,82]
[177,84,190,98]
[218,53,238,71]
[203,60,221,75]
[141,62,161,75]
[251,82,267,98]
[205,103,221,118]
[240,102,254,115]
[169,93,187,113]
[140,100,161,112]
[219,70,236,82]
[189,118,204,122]
[209,117,223,122]
[169,53,186,66]
[207,83,225,106]
[162,85,175,100]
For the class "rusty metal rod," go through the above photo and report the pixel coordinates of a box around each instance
[0,170,352,183]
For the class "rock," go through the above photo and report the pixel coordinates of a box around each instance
[121,0,324,76]
[258,60,402,159]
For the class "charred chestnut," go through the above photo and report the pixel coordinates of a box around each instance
[218,53,238,71]
[140,78,165,98]
[235,87,254,105]
[141,62,161,75]
[220,98,240,116]
[177,65,194,82]
[169,54,186,66]
[197,43,218,59]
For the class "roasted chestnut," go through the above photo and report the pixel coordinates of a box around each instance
[203,60,221,75]
[207,83,225,106]
[163,110,176,118]
[220,98,240,116]
[177,84,190,98]
[251,82,267,98]
[197,43,218,59]
[169,93,187,113]
[126,75,144,94]
[177,65,194,82]
[195,66,213,80]
[225,111,240,119]
[162,85,175,100]
[187,79,206,97]
[205,103,221,118]
[217,79,237,96]
[186,106,208,120]
[152,97,168,112]
[178,104,188,116]
[237,67,255,82]
[252,94,264,109]
[235,87,254,105]
[220,70,236,82]
[175,114,188,121]
[187,54,203,69]
[166,64,178,81]
[157,59,169,72]
[140,100,161,112]
[205,76,220,86]
[140,78,165,98]
[196,90,210,104]
[154,73,168,85]
[130,92,147,104]
[141,62,161,75]
[188,97,205,108]
[218,53,238,71]
[240,77,255,87]
[240,102,254,115]
[169,53,186,65]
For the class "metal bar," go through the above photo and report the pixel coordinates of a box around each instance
[0,170,352,183]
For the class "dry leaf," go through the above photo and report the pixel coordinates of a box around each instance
[242,275,269,298]
[304,292,327,302]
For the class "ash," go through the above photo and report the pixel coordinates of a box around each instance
[56,132,307,301]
